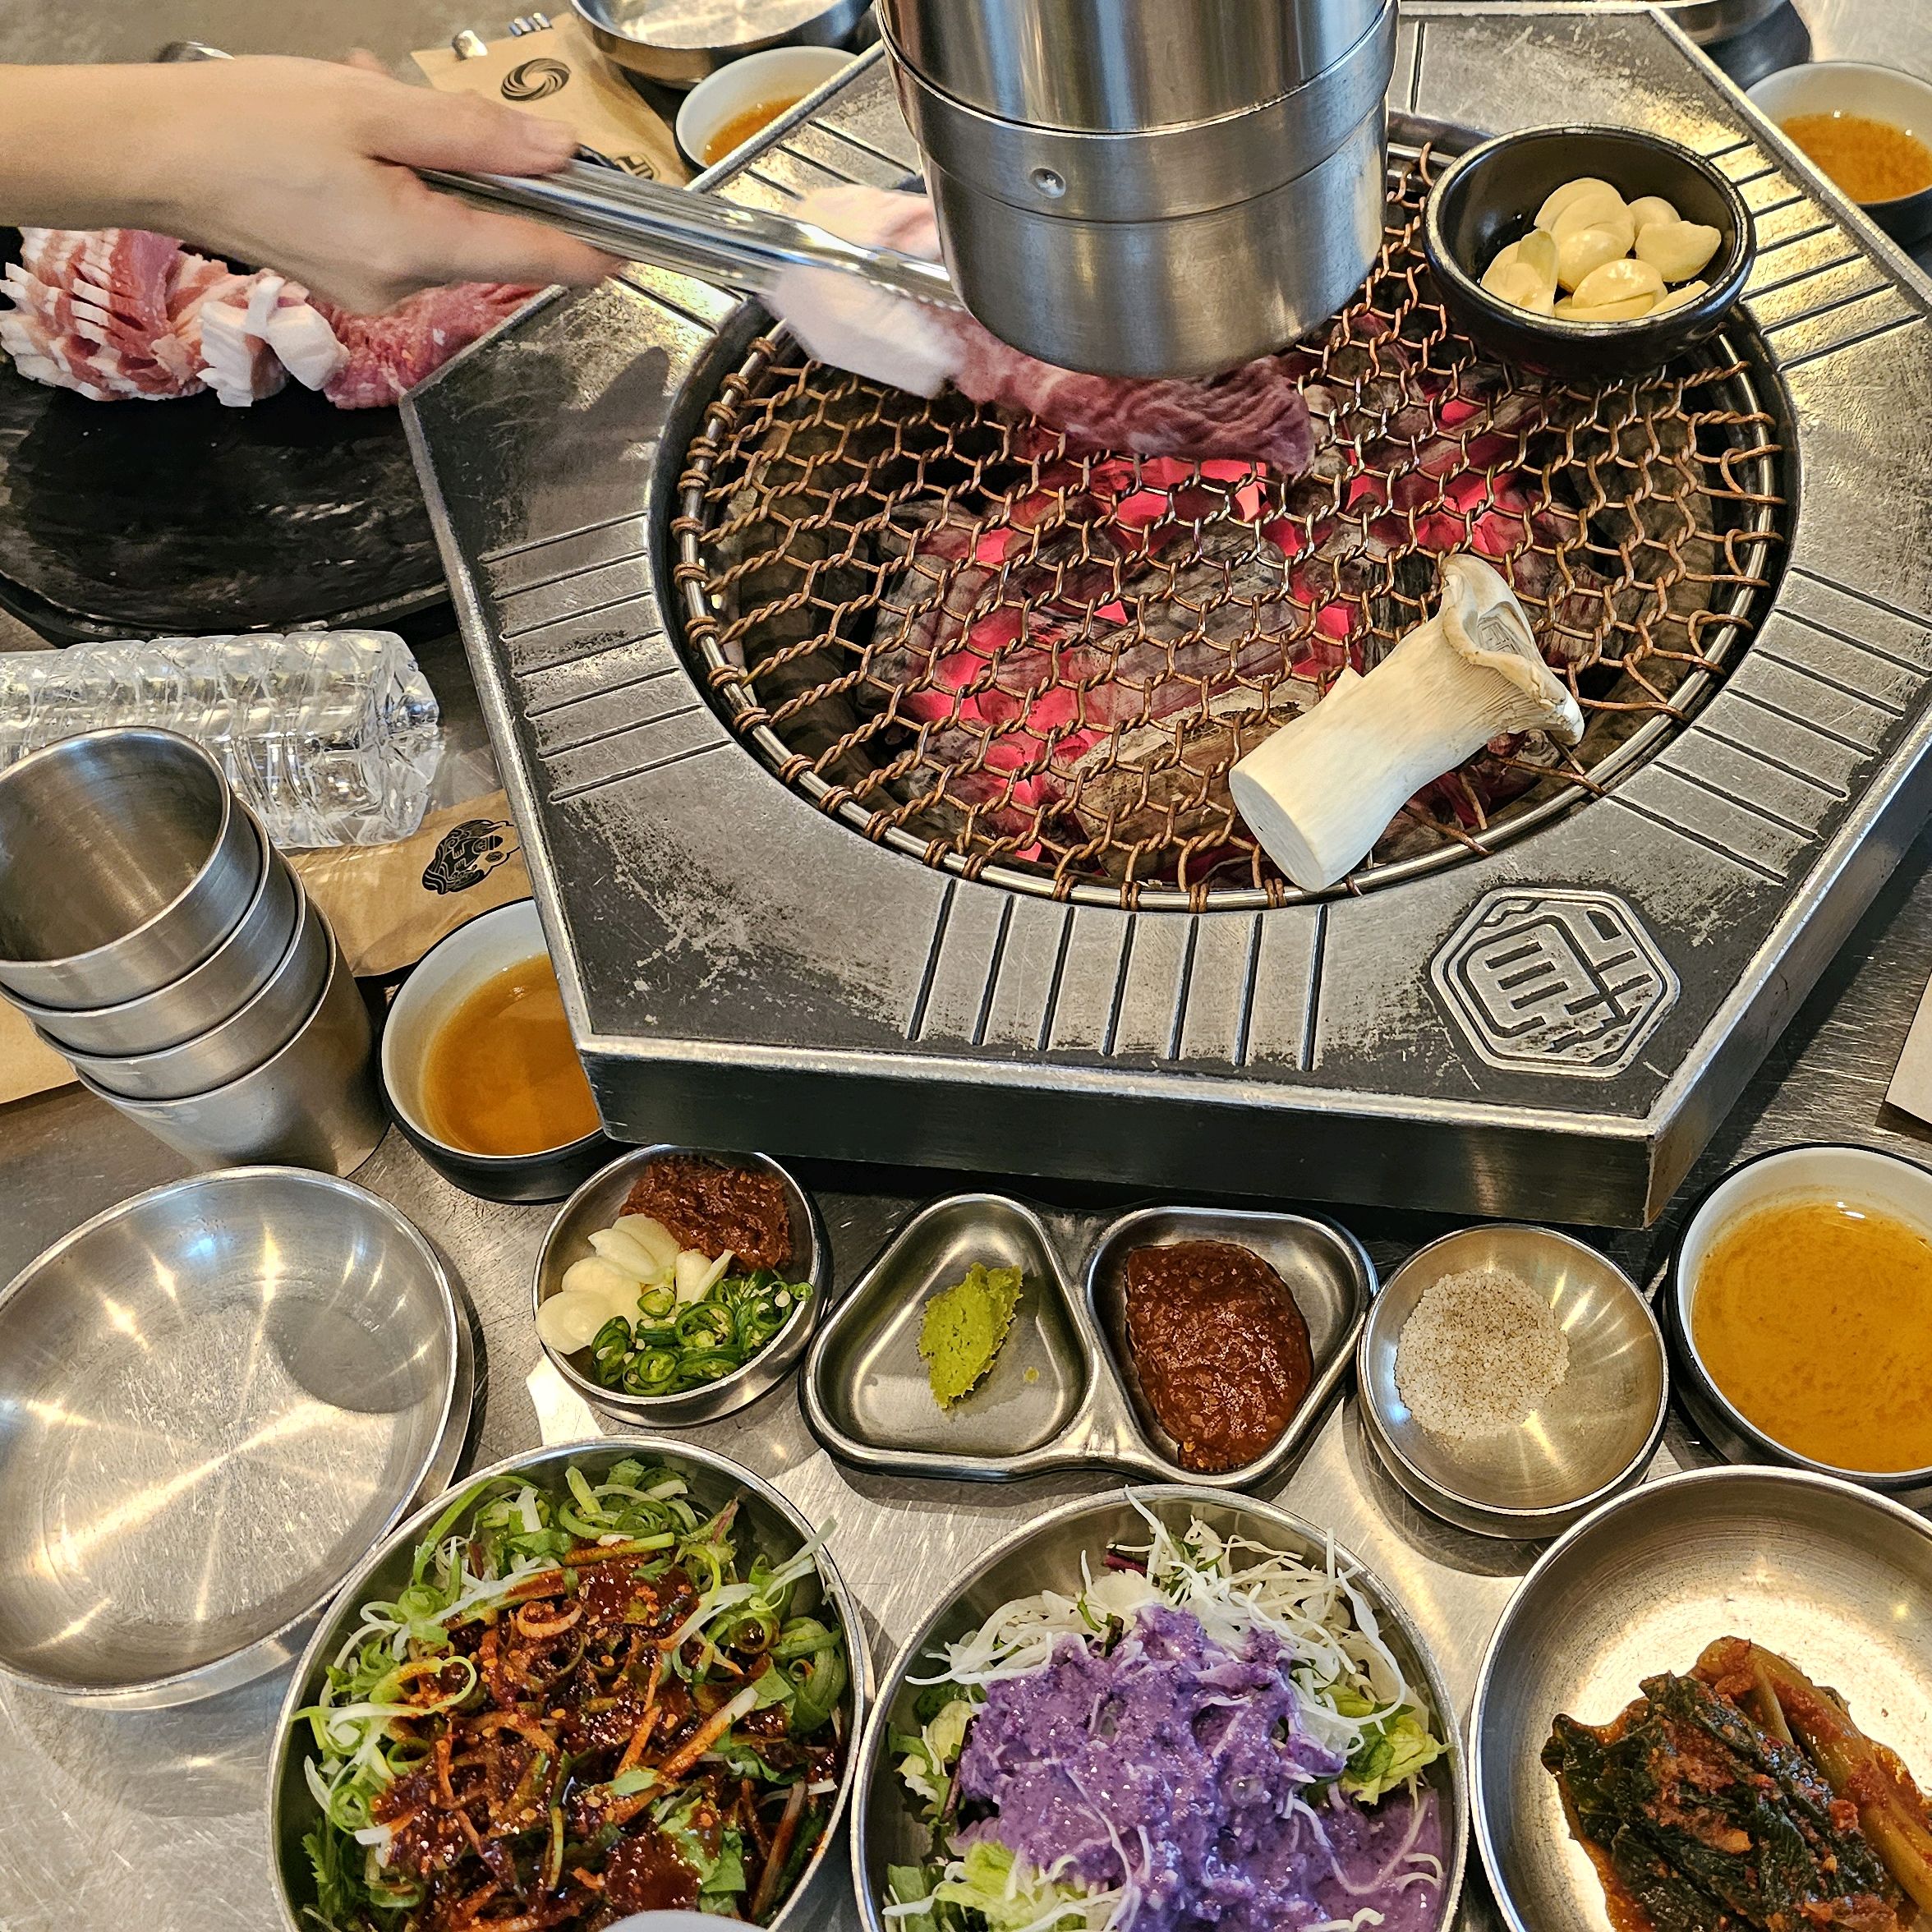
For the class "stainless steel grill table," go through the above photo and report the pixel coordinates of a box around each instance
[8,6,1932,1932]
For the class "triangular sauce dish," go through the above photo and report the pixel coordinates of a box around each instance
[802,1193,1118,1479]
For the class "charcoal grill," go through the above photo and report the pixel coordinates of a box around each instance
[407,7,1932,1226]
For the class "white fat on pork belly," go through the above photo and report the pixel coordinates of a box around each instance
[1230,555,1585,890]
[194,274,347,407]
[771,184,1318,474]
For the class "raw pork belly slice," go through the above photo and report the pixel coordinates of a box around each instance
[309,283,535,409]
[1,227,534,410]
[772,185,1317,476]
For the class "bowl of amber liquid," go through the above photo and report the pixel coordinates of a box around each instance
[1749,62,1932,249]
[380,897,612,1202]
[1671,1143,1932,1496]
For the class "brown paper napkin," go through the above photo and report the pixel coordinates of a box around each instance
[1888,973,1932,1123]
[0,1000,76,1106]
[412,17,688,183]
[290,790,532,980]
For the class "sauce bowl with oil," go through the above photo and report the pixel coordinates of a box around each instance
[1747,63,1932,249]
[1671,1142,1932,1497]
[380,897,611,1203]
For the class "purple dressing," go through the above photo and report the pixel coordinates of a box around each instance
[952,1603,1445,1932]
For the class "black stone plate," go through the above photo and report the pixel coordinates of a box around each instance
[0,232,448,643]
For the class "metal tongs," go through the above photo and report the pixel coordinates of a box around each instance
[421,163,966,312]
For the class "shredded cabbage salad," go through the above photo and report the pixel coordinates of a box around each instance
[884,1505,1450,1932]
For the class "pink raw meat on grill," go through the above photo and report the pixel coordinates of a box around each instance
[0,227,534,409]
[772,184,1317,476]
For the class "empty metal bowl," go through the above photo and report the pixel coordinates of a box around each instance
[573,0,871,86]
[268,1437,870,1932]
[852,1487,1468,1932]
[1670,1142,1932,1494]
[1471,1466,1932,1932]
[0,1167,467,1706]
[56,881,330,1101]
[10,816,298,1058]
[533,1143,828,1425]
[1357,1224,1668,1539]
[78,920,385,1177]
[1424,124,1755,380]
[0,728,259,1010]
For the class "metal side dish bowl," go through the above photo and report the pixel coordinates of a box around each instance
[0,1167,469,1707]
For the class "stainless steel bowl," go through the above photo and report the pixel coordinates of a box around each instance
[1358,1225,1668,1539]
[56,879,328,1101]
[573,0,871,86]
[0,728,259,1010]
[0,1167,467,1706]
[7,811,298,1058]
[268,1437,871,1932]
[533,1143,828,1424]
[1471,1465,1932,1932]
[78,920,384,1176]
[852,1487,1468,1932]
[1670,1142,1932,1495]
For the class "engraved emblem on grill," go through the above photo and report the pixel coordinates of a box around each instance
[1430,889,1678,1076]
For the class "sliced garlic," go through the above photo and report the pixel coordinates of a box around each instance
[1649,278,1709,314]
[1556,222,1635,293]
[1626,195,1681,233]
[674,1246,734,1303]
[1535,177,1620,230]
[611,1212,681,1272]
[1634,218,1721,283]
[1555,292,1659,321]
[537,1288,617,1354]
[1570,256,1667,308]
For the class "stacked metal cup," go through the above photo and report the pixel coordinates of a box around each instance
[0,728,385,1175]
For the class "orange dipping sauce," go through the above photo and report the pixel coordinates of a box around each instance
[702,96,803,168]
[1781,111,1932,204]
[1691,1194,1932,1472]
[421,954,601,1157]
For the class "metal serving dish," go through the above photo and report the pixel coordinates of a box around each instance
[8,807,297,1058]
[268,1436,870,1932]
[56,881,329,1101]
[532,1143,828,1425]
[803,1196,1373,1487]
[851,1486,1469,1932]
[1471,1465,1932,1932]
[0,727,259,1010]
[572,0,870,87]
[1670,1142,1932,1495]
[1358,1225,1668,1539]
[0,1167,469,1707]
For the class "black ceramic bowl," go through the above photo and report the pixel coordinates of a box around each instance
[380,898,613,1203]
[1424,125,1755,380]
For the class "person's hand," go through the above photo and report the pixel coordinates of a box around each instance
[118,56,619,311]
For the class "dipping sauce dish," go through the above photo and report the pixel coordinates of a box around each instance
[1672,1143,1932,1493]
[1749,62,1932,248]
[381,897,610,1203]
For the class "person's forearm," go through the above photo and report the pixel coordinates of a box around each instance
[0,66,188,232]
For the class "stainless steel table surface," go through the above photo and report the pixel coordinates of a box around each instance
[8,3,1932,1930]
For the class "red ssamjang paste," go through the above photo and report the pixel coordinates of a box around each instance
[1124,1240,1313,1473]
[621,1157,791,1270]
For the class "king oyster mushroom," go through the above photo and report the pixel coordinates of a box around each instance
[1227,555,1585,890]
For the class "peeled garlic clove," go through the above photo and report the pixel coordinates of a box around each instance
[1626,195,1680,233]
[1516,227,1560,291]
[1536,177,1621,230]
[1480,238,1523,292]
[537,1288,617,1354]
[1484,257,1557,314]
[1649,278,1709,314]
[1635,218,1722,283]
[1555,292,1659,322]
[1551,187,1631,245]
[1570,255,1667,309]
[563,1254,644,1303]
[587,1226,663,1280]
[1556,222,1634,293]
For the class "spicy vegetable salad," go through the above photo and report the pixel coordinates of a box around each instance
[886,1510,1451,1932]
[297,1458,849,1931]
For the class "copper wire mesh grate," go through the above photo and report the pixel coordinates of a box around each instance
[675,146,1786,910]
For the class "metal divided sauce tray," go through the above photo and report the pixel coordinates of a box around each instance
[803,1196,1375,1487]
